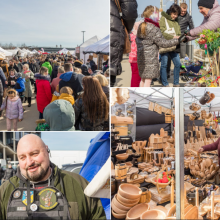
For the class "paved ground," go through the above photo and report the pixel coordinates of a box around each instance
[0,90,38,131]
[115,55,186,87]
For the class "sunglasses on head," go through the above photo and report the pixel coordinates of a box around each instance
[8,91,14,95]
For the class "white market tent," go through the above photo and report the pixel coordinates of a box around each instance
[58,48,69,55]
[0,47,13,57]
[83,35,109,55]
[79,36,98,64]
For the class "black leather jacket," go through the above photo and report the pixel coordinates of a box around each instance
[110,0,138,76]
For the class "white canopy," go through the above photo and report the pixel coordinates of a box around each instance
[58,48,69,55]
[83,35,109,55]
[0,47,13,57]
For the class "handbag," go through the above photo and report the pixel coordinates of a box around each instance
[114,0,131,54]
[159,18,176,54]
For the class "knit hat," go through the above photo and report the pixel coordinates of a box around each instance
[198,0,214,9]
[15,72,22,78]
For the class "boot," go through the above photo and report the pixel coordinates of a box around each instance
[28,97,31,107]
[24,97,27,103]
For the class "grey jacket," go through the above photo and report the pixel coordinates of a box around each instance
[136,23,179,79]
[178,12,194,34]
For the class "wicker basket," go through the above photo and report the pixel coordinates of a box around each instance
[201,110,206,119]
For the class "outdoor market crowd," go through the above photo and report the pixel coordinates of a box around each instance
[110,0,220,87]
[0,54,110,131]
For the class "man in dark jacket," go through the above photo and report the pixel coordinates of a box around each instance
[110,0,138,86]
[29,59,40,73]
[59,63,84,99]
[178,3,194,58]
[14,58,23,73]
[8,60,19,73]
[2,164,15,183]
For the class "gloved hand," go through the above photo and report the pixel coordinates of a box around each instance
[184,30,191,36]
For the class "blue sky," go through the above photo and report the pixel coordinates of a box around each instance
[0,0,109,47]
[137,0,209,48]
[41,132,100,151]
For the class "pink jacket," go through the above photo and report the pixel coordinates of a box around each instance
[129,33,138,63]
[51,73,63,93]
[188,0,220,41]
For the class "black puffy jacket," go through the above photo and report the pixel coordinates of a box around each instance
[110,0,138,76]
[178,11,194,34]
[3,168,15,180]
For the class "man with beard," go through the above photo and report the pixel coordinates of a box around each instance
[0,134,106,220]
[8,59,19,73]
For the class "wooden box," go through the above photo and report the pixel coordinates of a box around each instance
[111,116,133,125]
[115,126,128,136]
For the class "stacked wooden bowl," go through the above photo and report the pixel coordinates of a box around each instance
[111,184,142,219]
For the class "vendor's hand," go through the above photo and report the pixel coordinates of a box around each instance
[5,81,8,84]
[173,36,180,39]
[198,148,204,153]
[184,30,191,36]
[19,119,23,122]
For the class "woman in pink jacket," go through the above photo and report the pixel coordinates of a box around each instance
[129,21,142,87]
[186,0,220,41]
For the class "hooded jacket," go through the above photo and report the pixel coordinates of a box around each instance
[178,11,194,34]
[35,74,52,113]
[44,99,75,131]
[59,72,84,99]
[14,77,25,93]
[51,65,59,81]
[51,93,75,105]
[110,0,138,76]
[42,61,53,75]
[188,0,220,40]
[159,11,181,40]
[1,96,23,120]
[0,163,106,220]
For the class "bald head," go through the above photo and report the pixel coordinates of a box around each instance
[17,134,51,182]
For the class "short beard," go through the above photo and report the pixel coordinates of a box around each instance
[26,163,49,182]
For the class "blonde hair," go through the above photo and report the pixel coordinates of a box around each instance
[180,3,187,9]
[140,6,159,37]
[74,67,82,74]
[23,64,29,70]
[95,74,109,87]
[60,86,73,95]
[58,66,65,74]
[39,66,48,75]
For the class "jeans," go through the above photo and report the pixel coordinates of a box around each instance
[160,52,181,86]
[180,42,187,59]
[39,112,43,119]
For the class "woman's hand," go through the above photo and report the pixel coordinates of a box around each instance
[173,36,180,39]
[198,148,204,153]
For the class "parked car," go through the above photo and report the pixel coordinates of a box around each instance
[61,163,83,174]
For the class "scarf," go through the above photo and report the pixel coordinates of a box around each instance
[144,18,160,28]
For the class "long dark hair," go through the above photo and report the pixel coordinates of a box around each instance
[166,4,181,16]
[81,76,109,123]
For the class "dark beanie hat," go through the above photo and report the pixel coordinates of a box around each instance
[198,0,215,9]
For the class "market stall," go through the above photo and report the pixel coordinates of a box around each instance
[111,88,220,219]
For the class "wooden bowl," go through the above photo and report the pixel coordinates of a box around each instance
[117,191,140,206]
[125,162,133,168]
[112,210,126,219]
[116,153,129,161]
[112,194,130,211]
[141,210,166,219]
[111,197,127,214]
[126,203,150,220]
[119,184,142,200]
[152,206,168,216]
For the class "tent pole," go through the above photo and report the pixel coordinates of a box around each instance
[151,88,172,100]
[175,88,184,220]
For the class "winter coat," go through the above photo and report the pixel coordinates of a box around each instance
[44,99,75,131]
[188,0,220,41]
[102,86,109,100]
[35,74,52,113]
[29,63,40,73]
[42,61,52,75]
[0,68,6,88]
[59,71,84,99]
[1,96,23,120]
[51,93,75,105]
[0,163,106,220]
[136,23,179,79]
[14,77,25,93]
[51,73,63,93]
[110,0,138,76]
[22,70,34,97]
[129,33,138,63]
[51,65,59,81]
[202,137,220,166]
[178,11,194,34]
[74,97,107,131]
[0,64,9,78]
[8,64,18,73]
[16,63,23,73]
[159,11,181,40]
[3,168,15,180]
[0,80,3,97]
[6,76,16,87]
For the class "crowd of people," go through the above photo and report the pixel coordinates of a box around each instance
[0,54,109,131]
[110,0,220,87]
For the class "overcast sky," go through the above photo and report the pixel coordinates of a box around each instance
[41,132,100,151]
[0,0,109,48]
[137,0,209,48]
